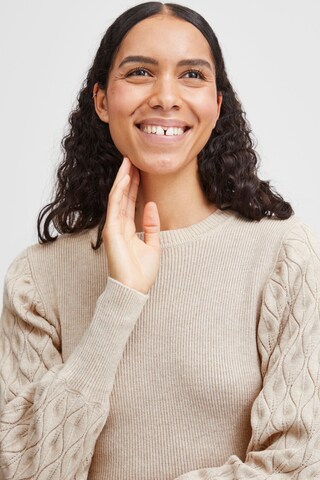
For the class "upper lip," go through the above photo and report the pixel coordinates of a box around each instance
[136,118,191,129]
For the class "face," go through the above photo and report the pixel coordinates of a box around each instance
[94,14,222,175]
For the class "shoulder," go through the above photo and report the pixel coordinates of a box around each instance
[275,217,320,281]
[25,227,100,265]
[6,228,96,277]
[232,209,301,239]
[221,211,319,284]
[4,227,102,313]
[280,217,320,255]
[259,215,320,313]
[26,227,103,279]
[232,210,319,254]
[11,227,102,283]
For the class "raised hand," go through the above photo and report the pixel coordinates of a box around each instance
[103,157,161,295]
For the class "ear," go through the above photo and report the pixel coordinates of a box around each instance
[93,82,109,123]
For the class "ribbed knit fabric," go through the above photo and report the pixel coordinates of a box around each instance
[1,208,320,479]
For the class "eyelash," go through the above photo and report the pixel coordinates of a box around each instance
[127,67,151,77]
[126,67,206,80]
[184,69,206,80]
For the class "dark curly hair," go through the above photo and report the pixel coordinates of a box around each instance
[37,1,294,249]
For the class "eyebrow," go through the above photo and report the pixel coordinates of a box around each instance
[118,55,213,71]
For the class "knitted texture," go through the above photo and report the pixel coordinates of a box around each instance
[1,209,320,479]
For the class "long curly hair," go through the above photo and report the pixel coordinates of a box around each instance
[37,1,294,249]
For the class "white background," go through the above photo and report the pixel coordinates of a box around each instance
[1,0,320,304]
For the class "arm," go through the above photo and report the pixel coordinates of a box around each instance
[0,250,148,480]
[174,221,320,479]
[1,153,160,480]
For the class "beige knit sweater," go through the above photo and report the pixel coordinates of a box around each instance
[1,208,320,479]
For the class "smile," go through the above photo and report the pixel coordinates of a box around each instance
[138,125,189,136]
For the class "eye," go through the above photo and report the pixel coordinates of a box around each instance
[183,69,206,80]
[126,67,152,77]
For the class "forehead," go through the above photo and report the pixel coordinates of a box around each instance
[113,15,214,66]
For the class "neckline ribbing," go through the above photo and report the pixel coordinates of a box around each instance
[135,207,235,247]
[88,208,236,249]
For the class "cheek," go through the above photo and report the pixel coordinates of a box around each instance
[107,84,141,120]
[190,90,219,126]
[206,104,220,130]
[106,86,137,152]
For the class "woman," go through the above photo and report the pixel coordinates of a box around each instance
[1,2,319,479]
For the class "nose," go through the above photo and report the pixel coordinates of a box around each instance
[147,76,182,111]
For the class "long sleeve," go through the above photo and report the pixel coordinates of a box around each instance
[0,250,148,480]
[174,222,320,479]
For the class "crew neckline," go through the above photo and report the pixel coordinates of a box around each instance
[89,207,235,249]
[135,207,234,247]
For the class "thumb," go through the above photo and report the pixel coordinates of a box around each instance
[142,201,160,249]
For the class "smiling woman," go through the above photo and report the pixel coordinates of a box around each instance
[93,13,222,233]
[1,2,320,480]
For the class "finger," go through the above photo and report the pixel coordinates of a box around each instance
[143,202,160,250]
[107,157,131,225]
[106,173,130,228]
[109,157,130,196]
[125,166,140,220]
[109,157,131,196]
[120,163,133,221]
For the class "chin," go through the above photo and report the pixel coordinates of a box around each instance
[134,155,191,176]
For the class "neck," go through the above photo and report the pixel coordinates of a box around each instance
[134,165,217,232]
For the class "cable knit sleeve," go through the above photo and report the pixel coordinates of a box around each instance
[0,249,148,480]
[174,221,320,479]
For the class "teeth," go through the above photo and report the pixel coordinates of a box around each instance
[140,125,186,136]
[166,127,185,136]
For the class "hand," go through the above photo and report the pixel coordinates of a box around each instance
[103,157,161,295]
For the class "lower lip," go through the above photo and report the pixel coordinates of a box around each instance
[135,126,191,144]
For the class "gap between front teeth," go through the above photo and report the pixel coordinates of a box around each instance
[140,125,185,136]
